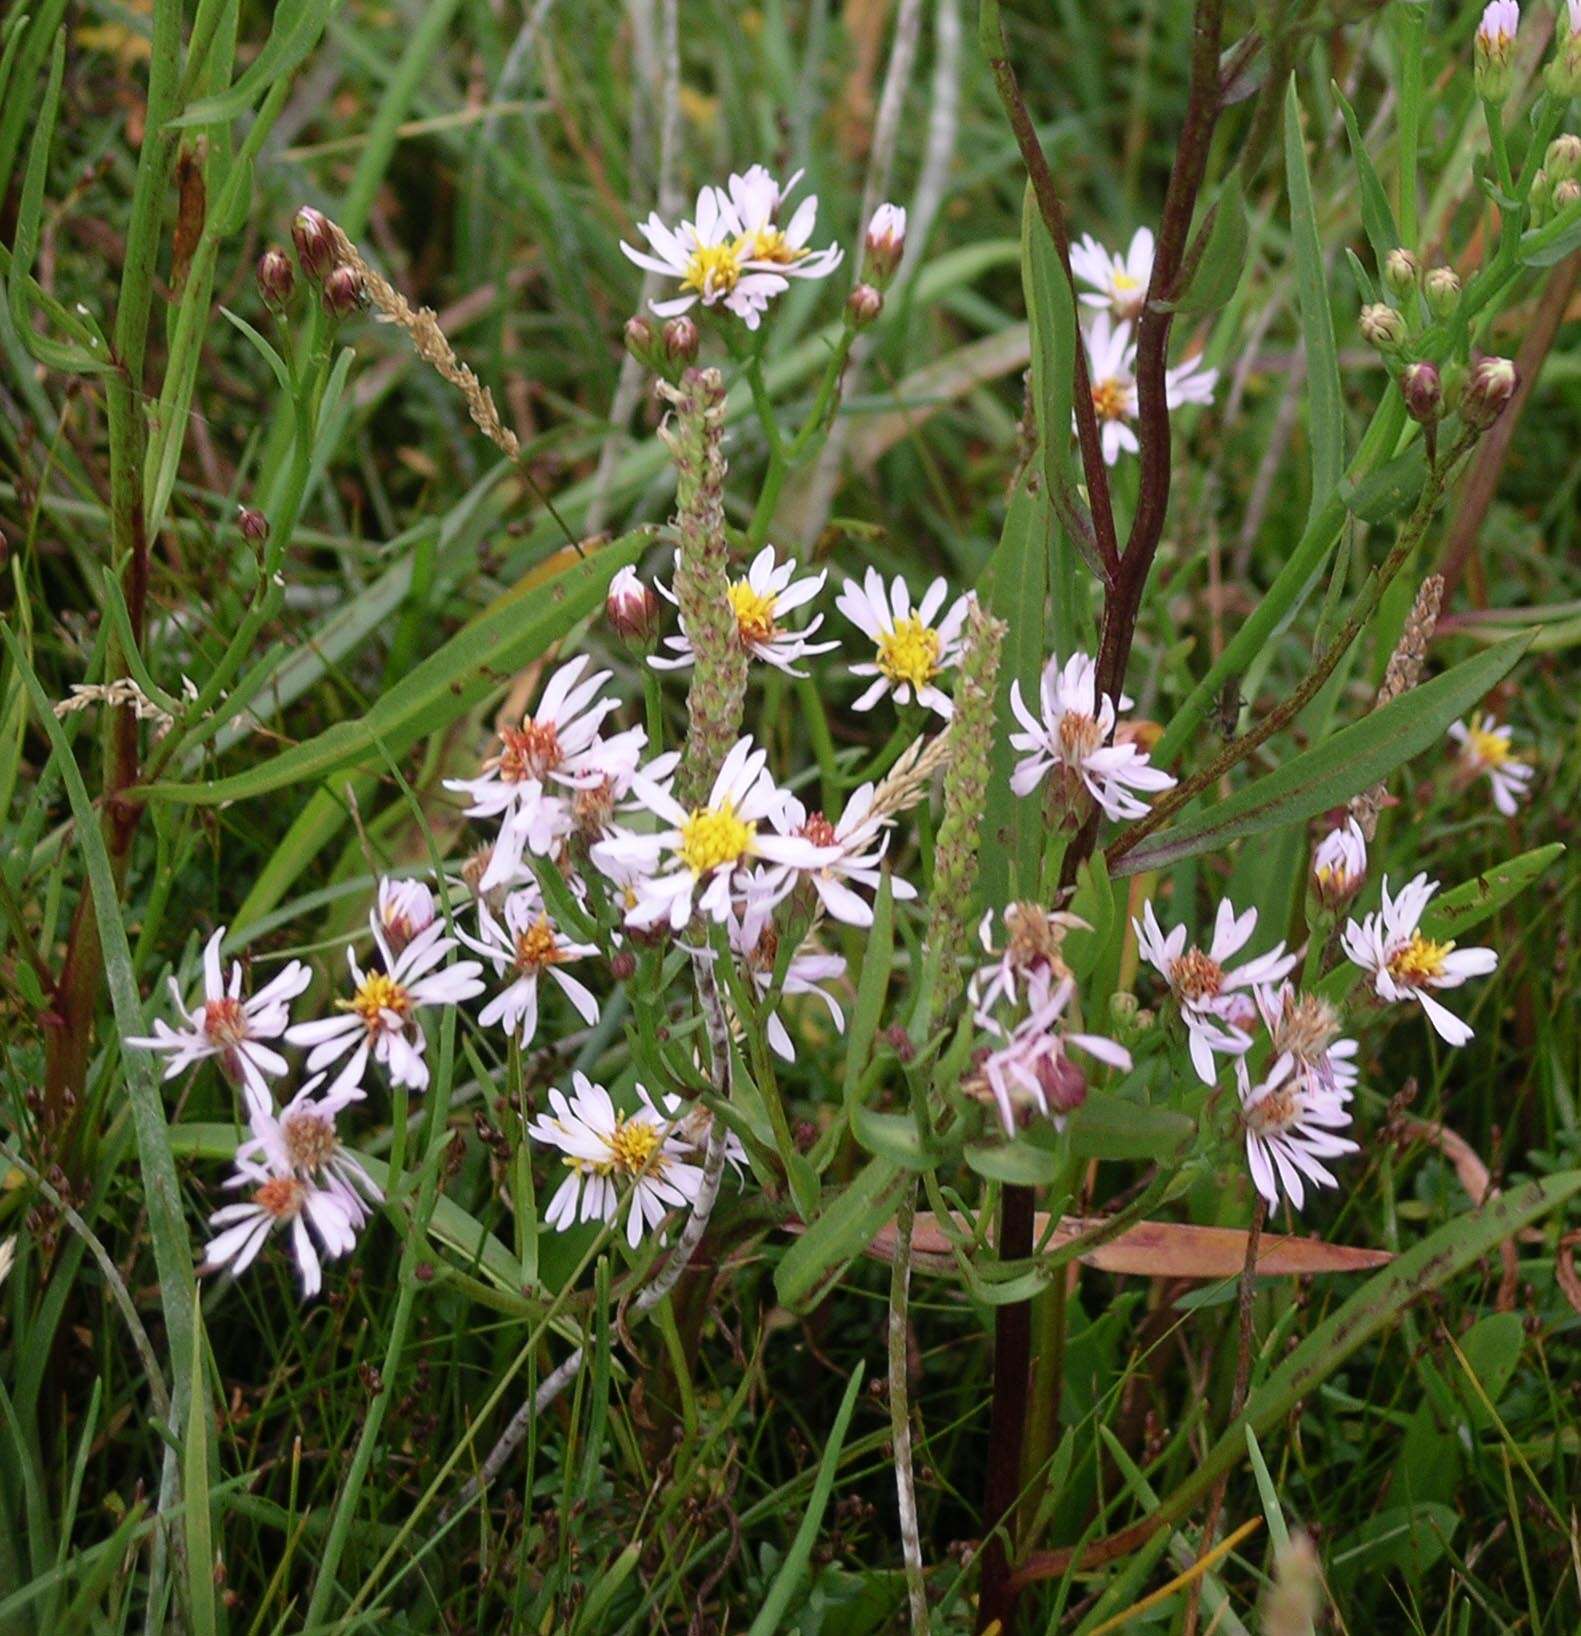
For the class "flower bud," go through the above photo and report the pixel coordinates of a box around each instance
[1423,265,1461,317]
[321,264,364,318]
[256,248,295,310]
[1312,819,1367,910]
[605,564,660,646]
[846,283,884,328]
[1034,1051,1086,1118]
[1474,1,1519,104]
[1382,247,1419,296]
[1548,25,1581,98]
[864,202,907,283]
[623,314,660,371]
[610,949,637,982]
[236,505,269,544]
[1359,302,1407,351]
[662,314,699,366]
[291,206,334,281]
[1546,133,1581,184]
[1555,177,1581,212]
[1401,360,1442,424]
[1531,168,1554,222]
[1461,355,1518,429]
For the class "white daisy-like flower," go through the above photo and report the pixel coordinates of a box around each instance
[592,737,834,930]
[767,781,917,928]
[728,900,847,1062]
[968,902,1087,1024]
[203,1102,364,1298]
[977,979,1133,1135]
[459,886,601,1047]
[1134,899,1297,1084]
[1312,819,1368,908]
[528,1072,704,1249]
[1009,651,1175,821]
[1071,226,1155,320]
[126,928,310,1096]
[1448,714,1533,816]
[444,656,635,891]
[836,569,970,718]
[620,185,785,331]
[1083,312,1141,466]
[1081,314,1218,465]
[1235,1051,1358,1214]
[651,545,837,677]
[236,1069,382,1226]
[1340,873,1498,1046]
[377,876,437,955]
[721,164,844,284]
[286,919,484,1092]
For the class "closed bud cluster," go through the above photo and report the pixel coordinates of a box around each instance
[291,206,334,281]
[863,202,906,285]
[1461,355,1518,429]
[1423,265,1461,317]
[322,264,365,319]
[1474,1,1519,104]
[605,564,660,647]
[1359,302,1407,352]
[846,283,883,328]
[1402,360,1442,424]
[256,248,295,310]
[1382,247,1419,296]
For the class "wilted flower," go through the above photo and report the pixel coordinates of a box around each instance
[1134,899,1297,1084]
[1236,1049,1358,1213]
[1341,873,1498,1045]
[1071,227,1155,321]
[236,1070,382,1226]
[1009,651,1175,822]
[651,545,837,678]
[528,1073,704,1249]
[1448,713,1533,814]
[836,569,970,719]
[126,929,311,1097]
[969,901,1085,1022]
[975,980,1131,1134]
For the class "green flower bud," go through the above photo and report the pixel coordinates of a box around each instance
[1423,265,1461,318]
[1546,134,1581,184]
[1360,302,1407,351]
[1383,247,1420,296]
[1461,355,1518,430]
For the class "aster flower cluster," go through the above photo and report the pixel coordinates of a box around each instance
[1070,226,1219,465]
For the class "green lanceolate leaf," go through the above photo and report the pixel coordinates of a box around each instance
[1176,173,1249,316]
[140,534,646,805]
[1336,84,1402,267]
[774,1157,906,1311]
[843,873,895,1109]
[1342,444,1428,524]
[1114,636,1532,876]
[1284,78,1345,511]
[1067,1093,1195,1162]
[1420,843,1566,941]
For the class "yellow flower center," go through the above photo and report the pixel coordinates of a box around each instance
[1388,932,1453,987]
[253,1176,305,1220]
[678,800,755,875]
[1092,378,1130,422]
[203,996,249,1047]
[1111,269,1140,293]
[606,1116,664,1175]
[1170,948,1223,1002]
[682,240,743,296]
[738,226,804,265]
[875,615,941,690]
[1465,724,1512,766]
[514,916,562,972]
[339,972,410,1032]
[727,579,779,645]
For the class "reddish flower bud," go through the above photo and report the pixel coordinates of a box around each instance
[1461,355,1518,430]
[256,248,295,310]
[846,283,883,328]
[662,315,699,365]
[321,264,365,318]
[610,949,637,982]
[623,315,658,367]
[1402,361,1442,424]
[291,206,334,281]
[605,565,660,645]
[236,505,269,544]
[1035,1052,1086,1117]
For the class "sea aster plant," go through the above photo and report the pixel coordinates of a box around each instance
[651,545,837,677]
[1071,226,1155,320]
[460,887,601,1047]
[835,569,970,719]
